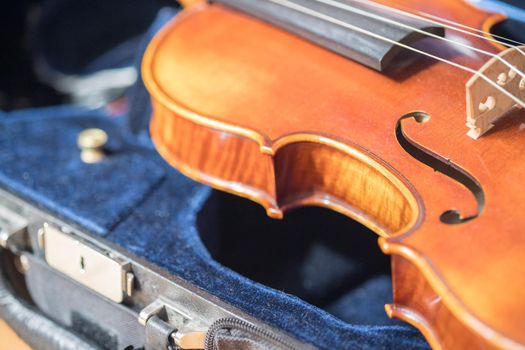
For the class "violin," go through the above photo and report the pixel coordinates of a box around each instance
[142,0,525,348]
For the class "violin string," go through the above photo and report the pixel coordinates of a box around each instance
[399,8,525,48]
[354,1,525,88]
[309,0,525,80]
[410,12,525,62]
[265,0,525,105]
[345,0,525,53]
[265,0,525,109]
[352,0,525,63]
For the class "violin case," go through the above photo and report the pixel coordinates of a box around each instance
[4,2,522,349]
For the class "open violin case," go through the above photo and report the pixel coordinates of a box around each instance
[1,2,524,350]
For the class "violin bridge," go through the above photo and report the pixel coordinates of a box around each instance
[466,45,525,139]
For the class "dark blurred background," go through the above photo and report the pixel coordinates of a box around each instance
[0,0,179,111]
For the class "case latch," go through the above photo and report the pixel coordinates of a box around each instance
[41,223,134,303]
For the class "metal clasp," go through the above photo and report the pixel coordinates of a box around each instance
[0,205,28,251]
[41,224,134,303]
[139,299,207,350]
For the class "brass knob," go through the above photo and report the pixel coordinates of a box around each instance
[77,128,108,164]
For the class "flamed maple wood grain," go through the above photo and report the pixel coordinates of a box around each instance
[151,99,277,213]
[144,1,525,349]
[273,141,417,234]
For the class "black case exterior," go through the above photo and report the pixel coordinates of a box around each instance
[0,187,311,350]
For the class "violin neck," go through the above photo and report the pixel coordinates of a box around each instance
[212,0,444,71]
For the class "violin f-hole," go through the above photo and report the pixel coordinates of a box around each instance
[395,112,485,224]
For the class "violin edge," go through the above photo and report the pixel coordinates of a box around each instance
[381,240,525,350]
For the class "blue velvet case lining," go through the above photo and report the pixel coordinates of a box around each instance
[0,107,165,236]
[0,9,429,350]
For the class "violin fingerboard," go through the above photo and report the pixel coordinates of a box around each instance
[213,0,444,71]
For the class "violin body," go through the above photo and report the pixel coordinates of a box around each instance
[143,1,525,349]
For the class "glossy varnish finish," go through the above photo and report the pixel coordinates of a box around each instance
[144,1,525,349]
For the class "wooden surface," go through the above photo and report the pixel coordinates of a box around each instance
[0,320,31,350]
[144,1,525,349]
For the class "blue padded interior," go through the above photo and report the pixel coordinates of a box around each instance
[0,107,165,236]
[0,9,429,350]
